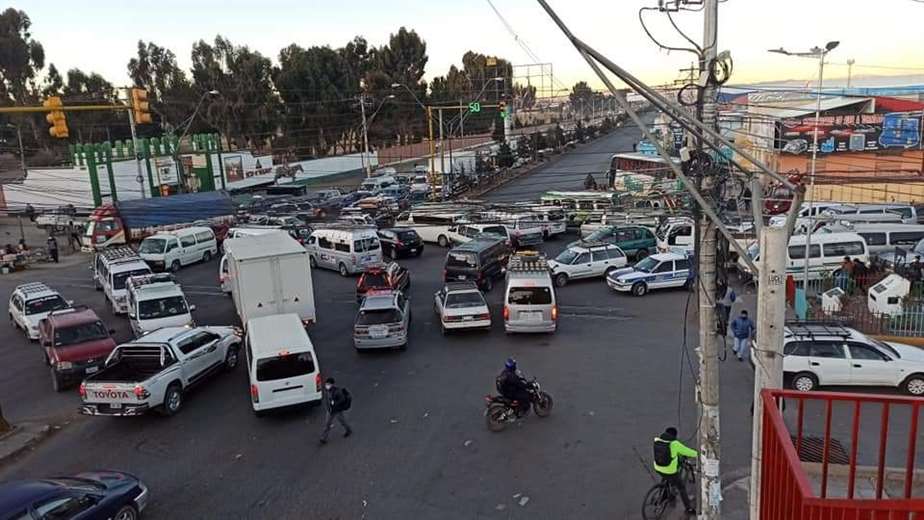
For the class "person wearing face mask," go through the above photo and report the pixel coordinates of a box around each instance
[319,377,353,445]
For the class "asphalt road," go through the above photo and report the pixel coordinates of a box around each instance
[0,121,760,519]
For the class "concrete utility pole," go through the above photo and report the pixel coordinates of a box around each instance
[846,58,855,88]
[438,108,446,197]
[360,93,372,178]
[697,0,722,518]
[749,225,789,518]
[125,87,147,198]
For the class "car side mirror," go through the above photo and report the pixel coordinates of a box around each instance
[189,304,197,312]
[128,312,136,319]
[66,300,74,306]
[108,328,116,335]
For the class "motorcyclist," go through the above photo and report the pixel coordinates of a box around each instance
[496,358,531,415]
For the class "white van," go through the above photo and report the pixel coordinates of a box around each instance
[138,226,218,272]
[359,175,398,194]
[245,313,322,415]
[739,232,869,281]
[503,252,558,334]
[395,210,468,247]
[849,224,924,256]
[92,247,153,315]
[126,273,195,337]
[306,226,383,276]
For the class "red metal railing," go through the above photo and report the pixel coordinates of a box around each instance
[761,389,924,519]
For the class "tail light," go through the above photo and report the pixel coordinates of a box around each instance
[503,306,510,320]
[133,385,150,400]
[551,305,559,321]
[442,269,447,280]
[484,395,494,403]
[357,276,364,288]
[315,373,322,392]
[78,383,86,398]
[396,240,404,247]
[250,384,260,403]
[445,315,462,322]
[477,313,491,320]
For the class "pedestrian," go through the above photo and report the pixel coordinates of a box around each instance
[319,377,352,445]
[852,258,869,288]
[835,256,853,291]
[730,309,755,362]
[68,225,82,253]
[716,283,735,335]
[910,256,924,283]
[46,236,59,263]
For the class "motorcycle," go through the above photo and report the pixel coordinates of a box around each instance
[484,378,553,432]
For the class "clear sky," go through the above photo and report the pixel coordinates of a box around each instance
[9,0,924,94]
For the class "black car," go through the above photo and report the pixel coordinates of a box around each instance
[377,228,424,258]
[443,236,511,291]
[0,471,148,520]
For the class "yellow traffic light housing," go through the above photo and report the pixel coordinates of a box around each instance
[43,96,69,139]
[131,88,153,124]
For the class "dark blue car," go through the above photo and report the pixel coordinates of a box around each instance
[0,471,147,520]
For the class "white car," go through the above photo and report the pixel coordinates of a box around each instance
[433,282,492,334]
[781,323,924,395]
[8,283,73,340]
[607,252,692,296]
[548,242,628,287]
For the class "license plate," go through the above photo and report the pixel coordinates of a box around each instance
[370,326,388,339]
[458,275,467,280]
[85,366,99,374]
[463,316,473,321]
[110,402,122,409]
[410,248,417,253]
[525,312,542,322]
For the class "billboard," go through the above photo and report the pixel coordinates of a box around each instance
[776,111,923,155]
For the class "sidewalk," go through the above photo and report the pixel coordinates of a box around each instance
[0,421,52,465]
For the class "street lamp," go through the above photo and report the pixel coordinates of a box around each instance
[175,89,220,192]
[768,41,839,292]
[359,93,395,178]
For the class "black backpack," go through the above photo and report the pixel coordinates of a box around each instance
[339,387,352,411]
[653,438,673,467]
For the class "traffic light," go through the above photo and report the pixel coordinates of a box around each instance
[498,100,507,119]
[130,88,152,124]
[43,96,68,139]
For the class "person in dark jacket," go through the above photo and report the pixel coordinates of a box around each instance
[319,377,352,444]
[497,358,531,415]
[730,310,755,362]
[46,236,59,263]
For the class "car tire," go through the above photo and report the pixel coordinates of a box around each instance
[636,249,649,261]
[542,230,550,241]
[161,383,183,416]
[224,345,240,371]
[338,263,349,277]
[50,368,65,393]
[203,250,212,263]
[903,374,924,396]
[309,256,317,268]
[415,248,423,257]
[170,260,181,273]
[555,273,569,287]
[631,282,648,297]
[791,372,818,392]
[113,505,138,520]
[438,235,449,248]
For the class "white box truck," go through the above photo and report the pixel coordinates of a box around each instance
[223,233,317,327]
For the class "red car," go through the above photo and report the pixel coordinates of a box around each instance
[38,307,116,392]
[356,262,410,302]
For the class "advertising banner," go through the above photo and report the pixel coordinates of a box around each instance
[776,111,923,155]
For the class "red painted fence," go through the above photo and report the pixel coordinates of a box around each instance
[761,389,924,519]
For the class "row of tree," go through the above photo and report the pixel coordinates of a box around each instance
[0,7,590,167]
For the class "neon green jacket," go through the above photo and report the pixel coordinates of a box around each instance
[653,437,698,475]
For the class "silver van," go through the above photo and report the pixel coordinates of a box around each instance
[503,252,557,334]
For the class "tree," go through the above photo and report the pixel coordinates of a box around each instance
[569,81,594,120]
[41,64,62,97]
[0,8,44,105]
[61,68,123,142]
[191,36,280,149]
[491,111,505,142]
[496,142,514,168]
[128,41,198,133]
[373,27,428,142]
[460,52,512,134]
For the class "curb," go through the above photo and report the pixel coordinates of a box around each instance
[0,422,52,465]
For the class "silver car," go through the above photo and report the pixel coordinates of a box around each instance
[353,290,411,350]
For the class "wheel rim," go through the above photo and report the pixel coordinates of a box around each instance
[908,378,924,395]
[339,264,347,276]
[795,376,814,392]
[227,350,238,368]
[557,274,567,287]
[168,390,181,411]
[116,508,135,520]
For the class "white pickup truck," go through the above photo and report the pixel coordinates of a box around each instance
[79,325,241,417]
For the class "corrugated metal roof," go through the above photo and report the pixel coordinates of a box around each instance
[750,97,872,119]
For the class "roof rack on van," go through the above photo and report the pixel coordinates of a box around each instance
[126,273,177,290]
[314,223,377,231]
[507,251,549,273]
[785,320,853,339]
[98,246,139,263]
[16,282,54,296]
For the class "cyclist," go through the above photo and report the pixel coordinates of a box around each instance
[653,426,698,515]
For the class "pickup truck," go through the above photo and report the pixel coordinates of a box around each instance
[79,325,241,417]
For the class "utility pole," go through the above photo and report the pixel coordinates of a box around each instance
[749,225,789,518]
[14,126,25,175]
[697,0,722,518]
[360,93,372,178]
[125,87,147,198]
[438,108,446,198]
[846,58,855,88]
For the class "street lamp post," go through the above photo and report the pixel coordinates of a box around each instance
[359,93,395,178]
[769,41,839,292]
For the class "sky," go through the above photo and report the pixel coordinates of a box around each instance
[9,0,924,95]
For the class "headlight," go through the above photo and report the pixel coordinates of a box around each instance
[116,296,126,303]
[56,361,73,370]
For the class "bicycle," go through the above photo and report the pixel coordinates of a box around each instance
[641,458,697,520]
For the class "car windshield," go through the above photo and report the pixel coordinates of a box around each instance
[445,291,485,308]
[586,227,613,242]
[871,338,901,359]
[54,321,109,347]
[357,308,401,325]
[138,296,189,320]
[555,249,581,264]
[396,230,419,241]
[446,252,477,269]
[361,272,388,288]
[508,286,553,305]
[25,295,69,315]
[257,352,315,382]
[139,238,167,254]
[113,268,152,290]
[634,257,659,273]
